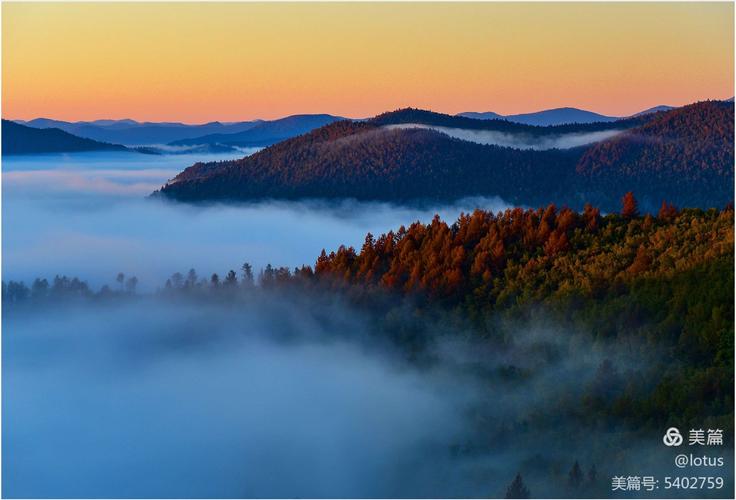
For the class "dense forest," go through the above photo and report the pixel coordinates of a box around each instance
[6,196,733,433]
[160,122,581,206]
[576,101,734,208]
[156,101,734,211]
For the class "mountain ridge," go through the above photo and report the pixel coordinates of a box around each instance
[155,101,734,212]
[2,120,138,155]
[457,105,678,125]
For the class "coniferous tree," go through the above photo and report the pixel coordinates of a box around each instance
[588,464,597,484]
[224,270,238,287]
[621,192,639,218]
[241,262,254,286]
[505,473,530,499]
[568,461,584,489]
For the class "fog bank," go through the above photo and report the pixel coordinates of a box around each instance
[385,123,624,150]
[3,152,511,290]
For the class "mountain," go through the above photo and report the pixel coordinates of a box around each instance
[372,107,647,134]
[455,111,504,121]
[504,107,619,126]
[14,118,263,146]
[156,102,733,211]
[457,107,618,125]
[157,119,581,206]
[169,114,345,148]
[458,104,687,125]
[575,100,734,209]
[2,120,133,155]
[630,105,675,117]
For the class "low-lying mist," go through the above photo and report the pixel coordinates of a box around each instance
[6,288,731,498]
[2,152,511,290]
[4,152,733,498]
[385,123,625,150]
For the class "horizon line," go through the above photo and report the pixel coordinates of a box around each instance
[5,96,734,126]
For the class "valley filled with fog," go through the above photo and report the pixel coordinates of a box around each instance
[3,151,732,498]
[2,152,511,289]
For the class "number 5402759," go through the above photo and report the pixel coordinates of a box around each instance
[663,477,723,489]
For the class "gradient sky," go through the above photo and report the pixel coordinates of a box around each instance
[3,2,733,123]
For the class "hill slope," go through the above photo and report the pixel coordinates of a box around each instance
[156,102,734,211]
[157,120,581,205]
[575,100,734,209]
[2,120,131,155]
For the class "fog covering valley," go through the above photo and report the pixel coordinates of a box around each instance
[3,150,733,498]
[7,284,720,498]
[3,152,511,289]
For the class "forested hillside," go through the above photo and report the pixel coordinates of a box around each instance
[308,199,733,429]
[156,102,734,212]
[576,100,734,209]
[161,122,581,206]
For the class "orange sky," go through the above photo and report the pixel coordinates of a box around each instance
[3,2,734,123]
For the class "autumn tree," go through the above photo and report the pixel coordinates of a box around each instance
[621,192,639,218]
[658,200,678,220]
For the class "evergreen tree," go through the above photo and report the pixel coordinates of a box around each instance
[568,461,584,489]
[241,262,254,286]
[505,473,530,499]
[224,270,238,287]
[588,464,597,484]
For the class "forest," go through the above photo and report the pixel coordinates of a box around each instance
[156,101,734,212]
[6,195,733,437]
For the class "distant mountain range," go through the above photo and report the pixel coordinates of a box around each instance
[2,120,138,155]
[12,114,344,150]
[457,105,676,125]
[10,104,678,150]
[13,118,263,147]
[169,114,344,149]
[156,101,734,212]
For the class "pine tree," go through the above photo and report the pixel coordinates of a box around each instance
[505,473,530,499]
[568,460,584,489]
[588,464,597,484]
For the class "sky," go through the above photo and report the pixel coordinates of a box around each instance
[3,2,734,123]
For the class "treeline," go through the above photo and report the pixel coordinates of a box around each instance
[1,265,310,304]
[156,101,734,212]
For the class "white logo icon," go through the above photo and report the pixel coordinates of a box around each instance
[663,427,683,447]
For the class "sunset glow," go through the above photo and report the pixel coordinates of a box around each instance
[3,2,734,122]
